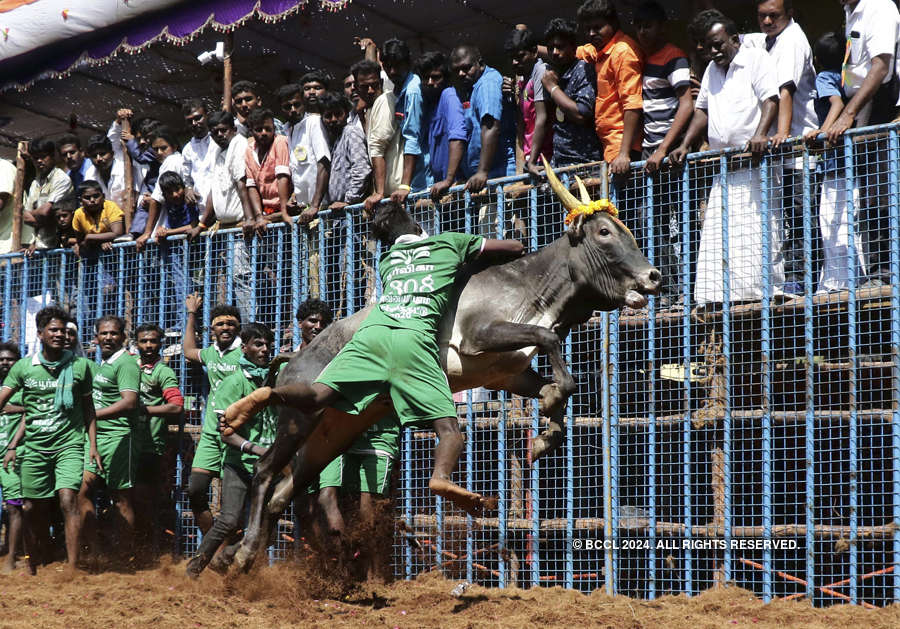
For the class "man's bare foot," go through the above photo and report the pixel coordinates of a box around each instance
[428,477,498,516]
[224,386,273,434]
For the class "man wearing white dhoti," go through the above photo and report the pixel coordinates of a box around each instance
[670,15,782,306]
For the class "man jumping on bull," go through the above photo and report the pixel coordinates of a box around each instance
[224,202,524,515]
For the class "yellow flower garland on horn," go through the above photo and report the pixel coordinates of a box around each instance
[564,198,619,226]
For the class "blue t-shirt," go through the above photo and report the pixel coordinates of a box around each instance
[395,72,427,192]
[814,70,844,174]
[164,201,199,229]
[427,86,467,185]
[552,60,604,167]
[462,66,516,180]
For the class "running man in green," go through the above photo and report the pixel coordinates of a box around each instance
[183,296,242,534]
[0,306,100,574]
[78,315,140,560]
[133,323,184,554]
[225,204,524,514]
[186,323,277,578]
[0,342,26,573]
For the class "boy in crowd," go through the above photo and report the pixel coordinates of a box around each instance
[71,180,125,318]
[0,306,99,573]
[282,73,332,225]
[155,172,200,333]
[245,108,292,226]
[232,80,284,138]
[182,295,243,534]
[23,137,73,252]
[633,0,694,307]
[575,0,644,176]
[542,18,605,167]
[193,110,254,320]
[132,323,184,554]
[180,99,216,213]
[416,51,467,201]
[186,322,277,578]
[0,342,25,573]
[225,205,525,516]
[806,32,864,293]
[136,126,184,252]
[504,27,553,176]
[84,133,134,215]
[78,315,140,563]
[59,134,92,190]
[51,195,77,250]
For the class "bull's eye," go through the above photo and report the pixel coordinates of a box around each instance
[599,227,610,237]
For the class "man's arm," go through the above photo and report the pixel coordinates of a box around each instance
[135,199,160,251]
[466,115,500,193]
[610,109,640,175]
[183,293,203,363]
[431,140,466,200]
[479,238,525,261]
[825,53,891,143]
[772,84,794,147]
[299,158,331,224]
[95,390,137,420]
[525,100,550,176]
[345,125,372,203]
[82,220,124,244]
[274,173,292,224]
[3,415,26,471]
[747,96,778,154]
[669,108,708,165]
[645,85,694,173]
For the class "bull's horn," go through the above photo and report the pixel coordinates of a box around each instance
[574,176,591,205]
[541,154,581,212]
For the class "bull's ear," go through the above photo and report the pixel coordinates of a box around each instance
[566,213,585,245]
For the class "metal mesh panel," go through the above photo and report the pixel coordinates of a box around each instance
[1,125,899,606]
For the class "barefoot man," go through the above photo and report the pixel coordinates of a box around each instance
[225,204,524,514]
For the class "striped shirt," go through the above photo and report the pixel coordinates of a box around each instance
[642,44,691,150]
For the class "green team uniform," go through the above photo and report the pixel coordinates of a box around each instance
[2,354,94,499]
[311,415,401,497]
[0,392,24,502]
[209,369,278,475]
[84,348,141,490]
[135,358,180,457]
[192,340,242,474]
[316,231,484,428]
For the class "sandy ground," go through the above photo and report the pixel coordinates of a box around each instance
[1,558,899,629]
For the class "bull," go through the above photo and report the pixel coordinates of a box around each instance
[220,161,661,573]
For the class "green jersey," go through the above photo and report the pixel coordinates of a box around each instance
[0,391,23,450]
[137,357,180,455]
[92,348,141,437]
[2,354,94,450]
[361,232,484,335]
[199,340,243,390]
[348,414,401,458]
[210,369,278,475]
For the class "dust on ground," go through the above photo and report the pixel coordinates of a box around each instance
[1,558,899,629]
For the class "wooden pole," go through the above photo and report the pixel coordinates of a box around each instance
[11,141,26,251]
[223,32,234,112]
[120,116,134,232]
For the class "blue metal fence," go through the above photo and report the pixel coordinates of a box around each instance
[0,124,898,606]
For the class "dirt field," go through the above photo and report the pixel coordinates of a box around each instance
[1,559,899,629]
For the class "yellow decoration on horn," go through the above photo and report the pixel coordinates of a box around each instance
[539,155,619,226]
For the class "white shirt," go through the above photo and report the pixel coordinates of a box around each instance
[285,113,331,206]
[149,152,184,236]
[743,20,818,136]
[83,121,142,214]
[181,134,217,208]
[0,159,17,254]
[696,46,779,151]
[844,0,900,97]
[211,133,249,224]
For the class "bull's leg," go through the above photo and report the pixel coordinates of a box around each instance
[229,415,309,574]
[462,322,576,461]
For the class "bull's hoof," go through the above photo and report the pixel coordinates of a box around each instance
[208,548,235,574]
[530,429,563,463]
[231,544,255,574]
[224,387,273,435]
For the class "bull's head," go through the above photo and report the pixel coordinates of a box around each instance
[542,156,661,311]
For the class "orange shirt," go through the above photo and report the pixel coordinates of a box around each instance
[245,135,291,214]
[577,31,644,162]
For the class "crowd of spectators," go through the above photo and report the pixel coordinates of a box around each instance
[1,0,898,312]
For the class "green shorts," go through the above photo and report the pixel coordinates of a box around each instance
[84,433,136,491]
[0,448,23,502]
[307,455,344,494]
[315,325,455,428]
[343,450,394,497]
[192,430,224,475]
[20,444,83,499]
